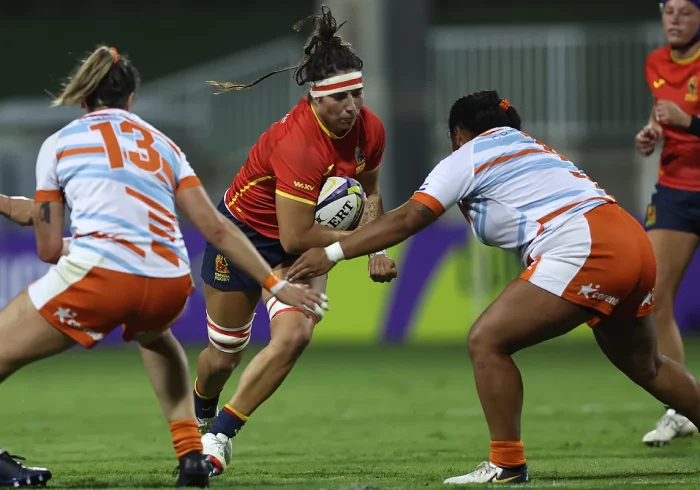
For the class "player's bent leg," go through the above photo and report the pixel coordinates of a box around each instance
[195,285,259,434]
[593,313,700,447]
[643,229,699,445]
[138,330,210,488]
[646,229,697,365]
[0,293,64,487]
[202,269,326,476]
[445,279,594,485]
[0,290,75,383]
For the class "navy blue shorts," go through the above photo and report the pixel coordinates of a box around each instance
[201,199,298,292]
[645,184,700,236]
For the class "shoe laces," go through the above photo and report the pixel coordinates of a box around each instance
[658,413,686,431]
[0,452,27,465]
[472,461,497,477]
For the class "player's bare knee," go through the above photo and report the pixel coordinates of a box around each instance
[266,297,316,360]
[467,322,501,359]
[205,344,244,373]
[630,362,658,388]
[271,322,313,361]
[269,318,314,362]
[653,298,677,328]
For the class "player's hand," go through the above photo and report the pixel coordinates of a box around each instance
[635,125,660,157]
[287,248,337,282]
[655,100,692,128]
[273,280,329,319]
[368,253,397,283]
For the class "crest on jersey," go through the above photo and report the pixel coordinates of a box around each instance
[686,76,698,102]
[355,147,366,174]
[214,254,230,282]
[645,204,657,228]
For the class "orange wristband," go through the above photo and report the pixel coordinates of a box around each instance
[263,272,286,294]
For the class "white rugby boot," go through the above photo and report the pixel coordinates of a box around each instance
[202,432,233,476]
[643,408,697,447]
[197,407,218,435]
[444,461,530,484]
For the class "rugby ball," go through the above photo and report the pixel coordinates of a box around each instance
[315,176,365,231]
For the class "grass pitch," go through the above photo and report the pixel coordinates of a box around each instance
[2,337,700,489]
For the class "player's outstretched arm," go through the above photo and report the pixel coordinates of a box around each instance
[287,199,438,281]
[276,194,352,255]
[176,186,328,315]
[33,201,65,263]
[0,195,35,226]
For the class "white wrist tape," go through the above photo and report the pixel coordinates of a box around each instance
[369,249,387,258]
[268,279,287,295]
[324,242,346,263]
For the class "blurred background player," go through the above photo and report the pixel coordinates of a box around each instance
[0,45,327,488]
[0,195,34,226]
[193,6,397,475]
[635,0,700,446]
[288,91,700,485]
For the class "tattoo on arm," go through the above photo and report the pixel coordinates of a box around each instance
[39,202,51,224]
[360,195,383,227]
[414,205,435,219]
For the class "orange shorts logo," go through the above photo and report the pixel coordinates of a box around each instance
[214,255,230,283]
[645,204,656,228]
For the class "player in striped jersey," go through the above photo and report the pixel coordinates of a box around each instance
[0,46,327,488]
[289,91,700,485]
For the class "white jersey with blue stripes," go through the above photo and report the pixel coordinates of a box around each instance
[413,127,615,263]
[35,108,201,278]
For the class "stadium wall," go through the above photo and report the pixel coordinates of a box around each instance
[3,222,700,346]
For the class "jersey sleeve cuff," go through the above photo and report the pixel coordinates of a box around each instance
[35,190,63,203]
[275,189,316,206]
[176,176,202,193]
[411,192,445,216]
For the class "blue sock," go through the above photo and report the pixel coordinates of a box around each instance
[193,378,220,420]
[209,404,247,438]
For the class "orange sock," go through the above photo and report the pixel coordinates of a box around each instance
[489,440,526,468]
[170,419,203,459]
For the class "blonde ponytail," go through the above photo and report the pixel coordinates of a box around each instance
[51,46,118,107]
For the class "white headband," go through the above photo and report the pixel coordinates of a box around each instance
[310,71,363,98]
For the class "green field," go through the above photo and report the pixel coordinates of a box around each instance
[3,337,700,489]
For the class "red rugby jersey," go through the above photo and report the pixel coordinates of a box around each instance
[223,98,385,239]
[646,45,700,191]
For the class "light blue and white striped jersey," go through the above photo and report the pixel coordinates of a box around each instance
[412,127,615,262]
[35,108,201,278]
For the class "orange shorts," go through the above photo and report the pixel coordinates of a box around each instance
[521,203,656,326]
[27,254,193,348]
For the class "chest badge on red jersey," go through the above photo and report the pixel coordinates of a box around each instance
[355,146,366,174]
[686,76,698,102]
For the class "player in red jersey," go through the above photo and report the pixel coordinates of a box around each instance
[636,0,700,446]
[192,7,397,475]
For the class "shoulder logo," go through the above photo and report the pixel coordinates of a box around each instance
[355,147,366,174]
[653,79,666,89]
[294,181,314,191]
